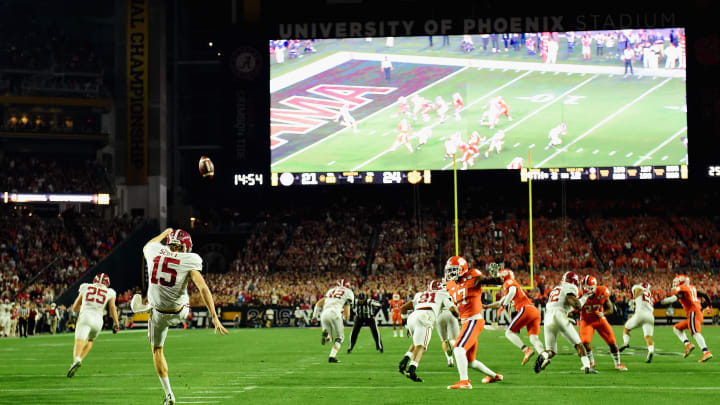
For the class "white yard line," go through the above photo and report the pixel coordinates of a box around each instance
[536,77,673,168]
[271,66,470,168]
[220,385,720,390]
[441,74,599,169]
[633,126,687,166]
[352,70,533,171]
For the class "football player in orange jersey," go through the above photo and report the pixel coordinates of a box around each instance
[579,275,627,371]
[485,268,544,365]
[389,293,405,337]
[660,275,714,362]
[444,256,504,389]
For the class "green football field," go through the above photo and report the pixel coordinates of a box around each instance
[2,325,716,404]
[271,67,688,172]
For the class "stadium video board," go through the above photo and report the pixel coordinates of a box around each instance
[270,29,688,185]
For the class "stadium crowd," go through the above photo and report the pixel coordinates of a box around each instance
[2,189,720,336]
[0,155,110,194]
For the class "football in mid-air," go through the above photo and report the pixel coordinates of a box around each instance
[198,156,214,179]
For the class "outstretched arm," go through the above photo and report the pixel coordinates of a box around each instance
[603,298,614,316]
[190,270,229,335]
[144,228,174,249]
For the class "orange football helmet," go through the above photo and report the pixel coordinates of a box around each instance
[444,256,468,281]
[499,269,514,281]
[672,275,689,288]
[582,275,597,295]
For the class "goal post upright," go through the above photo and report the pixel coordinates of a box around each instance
[528,150,534,290]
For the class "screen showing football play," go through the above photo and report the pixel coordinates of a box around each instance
[270,29,687,181]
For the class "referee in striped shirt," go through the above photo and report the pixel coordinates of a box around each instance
[18,302,30,338]
[347,292,383,353]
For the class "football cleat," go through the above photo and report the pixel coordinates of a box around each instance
[131,294,151,313]
[406,371,423,382]
[163,393,176,405]
[398,356,410,374]
[534,353,550,373]
[328,357,340,363]
[618,344,629,352]
[347,348,352,354]
[699,352,713,363]
[448,359,454,368]
[522,347,535,365]
[482,374,503,384]
[66,361,81,378]
[615,363,628,371]
[684,343,695,358]
[447,379,472,389]
[584,367,599,374]
[646,352,654,363]
[321,331,329,345]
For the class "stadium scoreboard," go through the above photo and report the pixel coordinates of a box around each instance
[270,170,431,186]
[521,165,689,182]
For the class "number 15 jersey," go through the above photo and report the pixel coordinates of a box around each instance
[144,241,203,310]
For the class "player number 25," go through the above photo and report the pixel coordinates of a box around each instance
[85,286,107,304]
[151,256,179,287]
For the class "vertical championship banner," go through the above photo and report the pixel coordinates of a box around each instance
[127,0,149,185]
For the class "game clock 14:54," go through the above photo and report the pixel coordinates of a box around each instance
[234,173,264,186]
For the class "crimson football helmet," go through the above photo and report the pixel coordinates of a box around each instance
[672,274,689,288]
[499,269,514,281]
[428,280,444,291]
[337,279,351,289]
[444,256,469,281]
[561,271,580,288]
[167,229,193,252]
[93,273,110,287]
[582,275,597,295]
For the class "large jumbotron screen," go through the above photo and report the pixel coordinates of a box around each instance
[270,29,688,185]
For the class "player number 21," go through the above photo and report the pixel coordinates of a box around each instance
[151,256,179,287]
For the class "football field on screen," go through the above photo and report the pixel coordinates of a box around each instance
[1,326,717,404]
[271,62,687,172]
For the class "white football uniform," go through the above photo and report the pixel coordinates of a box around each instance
[625,285,655,336]
[417,127,432,145]
[487,131,504,154]
[143,241,202,346]
[436,307,460,342]
[548,124,567,147]
[407,290,453,348]
[0,303,11,336]
[75,282,116,341]
[320,286,354,344]
[543,283,582,353]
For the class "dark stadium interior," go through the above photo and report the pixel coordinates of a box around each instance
[1,0,719,402]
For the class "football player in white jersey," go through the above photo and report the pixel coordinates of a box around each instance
[619,283,656,362]
[546,123,567,149]
[534,271,597,374]
[0,298,11,337]
[312,279,355,363]
[435,279,461,368]
[397,280,457,382]
[134,228,228,405]
[484,130,505,158]
[67,273,119,378]
[335,103,358,133]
